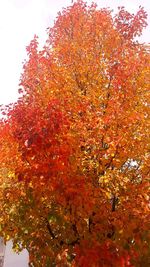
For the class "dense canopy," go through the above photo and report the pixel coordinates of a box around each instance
[0,1,150,266]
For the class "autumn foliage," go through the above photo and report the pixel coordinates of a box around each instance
[0,1,150,266]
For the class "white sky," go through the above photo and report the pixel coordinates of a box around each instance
[0,0,149,105]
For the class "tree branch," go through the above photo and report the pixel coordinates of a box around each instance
[46,219,56,240]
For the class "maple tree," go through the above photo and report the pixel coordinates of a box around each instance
[0,1,150,266]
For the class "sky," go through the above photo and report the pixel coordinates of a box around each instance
[4,241,28,267]
[0,0,149,105]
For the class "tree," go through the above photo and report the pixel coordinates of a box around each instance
[0,1,149,266]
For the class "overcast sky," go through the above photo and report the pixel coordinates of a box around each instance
[0,0,149,105]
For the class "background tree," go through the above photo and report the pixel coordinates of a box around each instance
[0,1,149,266]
